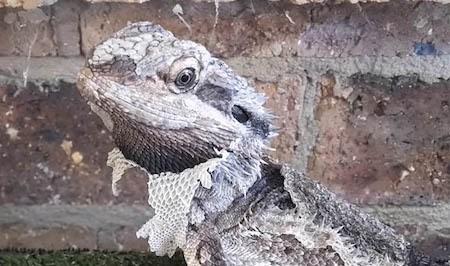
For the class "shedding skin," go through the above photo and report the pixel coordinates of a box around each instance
[77,22,444,265]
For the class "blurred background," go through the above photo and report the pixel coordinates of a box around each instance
[0,0,449,263]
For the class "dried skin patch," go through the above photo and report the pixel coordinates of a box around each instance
[106,147,227,256]
[137,154,227,256]
[107,147,139,196]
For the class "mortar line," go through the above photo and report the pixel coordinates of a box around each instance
[1,55,450,86]
[0,204,449,232]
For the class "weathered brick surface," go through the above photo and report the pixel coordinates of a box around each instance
[78,1,450,58]
[115,227,148,251]
[0,223,149,251]
[52,0,83,56]
[0,8,56,56]
[0,84,148,205]
[416,233,450,260]
[0,204,152,251]
[297,3,450,58]
[309,75,450,205]
[2,0,450,58]
[0,1,58,9]
[0,224,97,250]
[79,0,304,58]
[254,76,304,163]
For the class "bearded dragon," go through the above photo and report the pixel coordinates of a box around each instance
[77,22,442,266]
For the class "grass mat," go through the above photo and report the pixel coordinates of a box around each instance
[0,249,186,266]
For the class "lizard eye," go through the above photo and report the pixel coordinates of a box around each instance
[175,68,196,91]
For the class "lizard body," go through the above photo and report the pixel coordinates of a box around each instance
[77,22,442,266]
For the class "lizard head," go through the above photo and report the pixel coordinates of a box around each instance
[78,22,277,255]
[77,22,274,176]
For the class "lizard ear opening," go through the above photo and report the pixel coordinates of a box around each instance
[231,105,250,124]
[231,105,271,138]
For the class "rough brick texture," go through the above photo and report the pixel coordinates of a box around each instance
[0,224,97,250]
[310,75,450,205]
[253,77,304,164]
[2,0,450,58]
[0,8,56,56]
[0,0,449,260]
[0,84,148,205]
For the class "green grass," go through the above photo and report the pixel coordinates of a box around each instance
[0,249,186,266]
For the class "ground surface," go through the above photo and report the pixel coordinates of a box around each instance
[0,250,185,266]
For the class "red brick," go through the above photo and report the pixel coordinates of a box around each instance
[0,224,97,250]
[255,76,304,163]
[0,84,148,205]
[0,8,56,56]
[309,75,450,205]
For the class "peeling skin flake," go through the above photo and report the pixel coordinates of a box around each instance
[106,147,228,256]
[107,148,139,196]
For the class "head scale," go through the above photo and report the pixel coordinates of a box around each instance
[78,22,275,215]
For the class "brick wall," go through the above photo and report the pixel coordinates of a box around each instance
[0,0,449,260]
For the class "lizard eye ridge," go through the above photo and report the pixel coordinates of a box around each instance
[175,68,196,91]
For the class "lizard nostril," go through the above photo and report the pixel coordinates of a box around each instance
[231,105,250,124]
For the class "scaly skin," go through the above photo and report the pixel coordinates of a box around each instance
[77,22,440,265]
